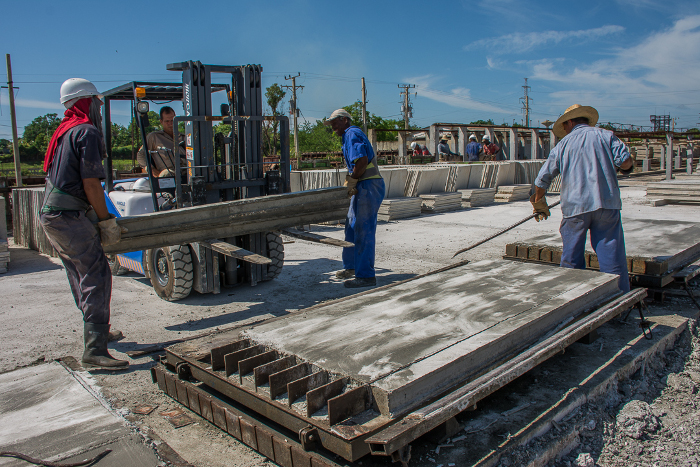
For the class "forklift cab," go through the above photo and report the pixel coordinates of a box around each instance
[100,61,291,300]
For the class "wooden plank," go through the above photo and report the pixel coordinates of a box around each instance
[254,356,296,389]
[269,363,311,400]
[287,372,328,407]
[224,345,265,377]
[306,378,347,417]
[201,239,271,265]
[281,228,354,248]
[327,385,371,426]
[210,339,250,371]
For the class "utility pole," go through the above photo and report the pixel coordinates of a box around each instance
[361,77,367,134]
[398,84,415,130]
[283,74,303,167]
[5,54,21,187]
[520,78,531,128]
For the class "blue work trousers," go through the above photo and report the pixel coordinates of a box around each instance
[559,208,630,293]
[40,210,112,324]
[343,178,385,278]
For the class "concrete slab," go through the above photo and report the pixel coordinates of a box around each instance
[0,362,160,466]
[429,167,450,193]
[243,259,621,417]
[468,164,484,188]
[454,165,472,190]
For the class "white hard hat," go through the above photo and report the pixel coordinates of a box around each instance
[469,134,477,140]
[133,178,151,192]
[60,78,103,105]
[482,135,490,141]
[410,142,418,149]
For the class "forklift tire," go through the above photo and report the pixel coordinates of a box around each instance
[147,245,194,301]
[266,232,284,280]
[107,255,128,276]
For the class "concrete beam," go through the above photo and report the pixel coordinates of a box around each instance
[530,129,539,160]
[509,128,517,161]
[398,132,408,165]
[368,129,378,160]
[458,127,468,161]
[429,125,439,162]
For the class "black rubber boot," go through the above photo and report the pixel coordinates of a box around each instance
[82,322,129,370]
[344,277,377,288]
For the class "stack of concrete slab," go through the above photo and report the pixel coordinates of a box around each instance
[378,197,423,221]
[405,168,450,197]
[479,162,516,188]
[300,169,343,191]
[459,187,497,208]
[548,174,562,193]
[445,165,472,191]
[382,168,409,198]
[495,184,532,202]
[420,192,462,213]
[0,196,7,273]
[514,160,545,184]
[646,179,700,205]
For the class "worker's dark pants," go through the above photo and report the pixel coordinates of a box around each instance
[343,178,385,279]
[40,211,112,324]
[559,208,630,293]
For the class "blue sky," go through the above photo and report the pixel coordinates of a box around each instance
[2,0,699,140]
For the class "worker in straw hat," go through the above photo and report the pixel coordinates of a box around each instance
[324,109,385,288]
[530,104,634,293]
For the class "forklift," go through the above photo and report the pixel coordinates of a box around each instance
[101,61,290,301]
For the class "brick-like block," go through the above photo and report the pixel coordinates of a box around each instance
[290,446,312,467]
[199,393,213,422]
[255,426,276,461]
[273,438,293,467]
[505,243,518,257]
[627,258,634,272]
[539,248,553,263]
[225,409,242,440]
[528,247,541,261]
[632,258,646,274]
[211,400,227,430]
[175,379,189,407]
[516,245,529,259]
[589,255,600,270]
[552,249,562,264]
[240,418,258,450]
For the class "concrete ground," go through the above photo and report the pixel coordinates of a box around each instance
[1,174,699,466]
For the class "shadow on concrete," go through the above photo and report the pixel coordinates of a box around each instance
[4,245,63,276]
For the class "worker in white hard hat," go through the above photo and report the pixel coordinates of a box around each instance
[466,134,481,161]
[325,109,385,288]
[39,78,129,370]
[531,104,634,293]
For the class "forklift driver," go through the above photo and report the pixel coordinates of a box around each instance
[136,106,186,176]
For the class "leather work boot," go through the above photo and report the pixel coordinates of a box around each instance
[335,269,355,279]
[108,329,124,342]
[82,322,129,370]
[344,277,377,288]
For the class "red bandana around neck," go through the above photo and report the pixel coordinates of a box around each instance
[43,97,94,172]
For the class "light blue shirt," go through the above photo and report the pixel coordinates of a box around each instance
[535,124,630,218]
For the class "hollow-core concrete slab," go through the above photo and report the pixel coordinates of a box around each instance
[243,259,621,417]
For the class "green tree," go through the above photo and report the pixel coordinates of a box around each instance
[295,121,341,153]
[341,101,412,142]
[263,83,286,156]
[470,119,495,125]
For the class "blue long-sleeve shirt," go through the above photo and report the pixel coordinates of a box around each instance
[466,141,481,161]
[342,126,375,172]
[535,124,631,218]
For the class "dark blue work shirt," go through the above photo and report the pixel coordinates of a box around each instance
[47,124,106,202]
[342,126,375,173]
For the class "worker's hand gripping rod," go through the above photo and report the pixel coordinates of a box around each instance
[452,200,561,258]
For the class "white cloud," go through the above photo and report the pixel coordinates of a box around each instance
[465,25,625,54]
[405,75,512,115]
[12,98,65,111]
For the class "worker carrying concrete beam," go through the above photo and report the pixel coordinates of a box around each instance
[39,78,129,370]
[530,104,634,293]
[325,109,385,288]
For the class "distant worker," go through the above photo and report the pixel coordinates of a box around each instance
[531,104,634,293]
[466,134,481,161]
[137,106,186,176]
[40,78,128,370]
[481,135,501,161]
[438,138,458,161]
[325,109,385,288]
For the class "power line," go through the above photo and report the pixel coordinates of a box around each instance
[398,84,416,130]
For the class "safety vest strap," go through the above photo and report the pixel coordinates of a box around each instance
[41,179,90,213]
[359,160,382,182]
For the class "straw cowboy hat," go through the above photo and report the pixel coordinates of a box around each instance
[553,104,599,138]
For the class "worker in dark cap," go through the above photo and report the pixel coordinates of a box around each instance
[325,109,385,288]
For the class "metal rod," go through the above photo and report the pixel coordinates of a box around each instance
[452,200,561,258]
[5,54,21,187]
